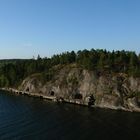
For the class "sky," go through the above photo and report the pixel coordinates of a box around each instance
[0,0,140,59]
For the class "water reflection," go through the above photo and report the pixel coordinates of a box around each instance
[0,91,140,140]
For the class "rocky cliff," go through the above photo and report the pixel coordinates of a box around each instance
[19,64,140,112]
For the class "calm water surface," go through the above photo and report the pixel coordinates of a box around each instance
[0,90,140,140]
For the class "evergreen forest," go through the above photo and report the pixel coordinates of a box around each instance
[0,49,140,87]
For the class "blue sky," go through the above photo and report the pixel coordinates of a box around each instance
[0,0,140,59]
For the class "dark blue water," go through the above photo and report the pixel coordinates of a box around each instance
[0,91,140,140]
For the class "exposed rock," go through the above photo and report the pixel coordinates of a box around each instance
[19,65,140,112]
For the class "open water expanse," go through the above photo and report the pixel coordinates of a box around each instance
[0,90,140,140]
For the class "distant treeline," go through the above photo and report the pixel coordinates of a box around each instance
[0,49,140,87]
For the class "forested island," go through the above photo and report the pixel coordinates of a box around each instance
[0,49,140,112]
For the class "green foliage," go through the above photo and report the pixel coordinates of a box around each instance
[127,91,140,99]
[0,75,9,87]
[0,49,140,87]
[43,70,54,82]
[67,75,78,86]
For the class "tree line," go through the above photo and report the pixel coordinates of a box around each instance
[0,49,140,87]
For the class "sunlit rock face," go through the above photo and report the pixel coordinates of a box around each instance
[19,65,140,112]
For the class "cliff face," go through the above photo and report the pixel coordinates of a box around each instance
[19,65,140,112]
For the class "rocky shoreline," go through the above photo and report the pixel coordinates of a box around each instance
[1,87,140,113]
[0,87,93,106]
[0,87,57,100]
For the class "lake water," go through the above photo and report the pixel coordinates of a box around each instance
[0,90,140,140]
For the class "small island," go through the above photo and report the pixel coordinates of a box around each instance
[0,49,140,112]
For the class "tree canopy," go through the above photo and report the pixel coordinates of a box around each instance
[0,49,140,87]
